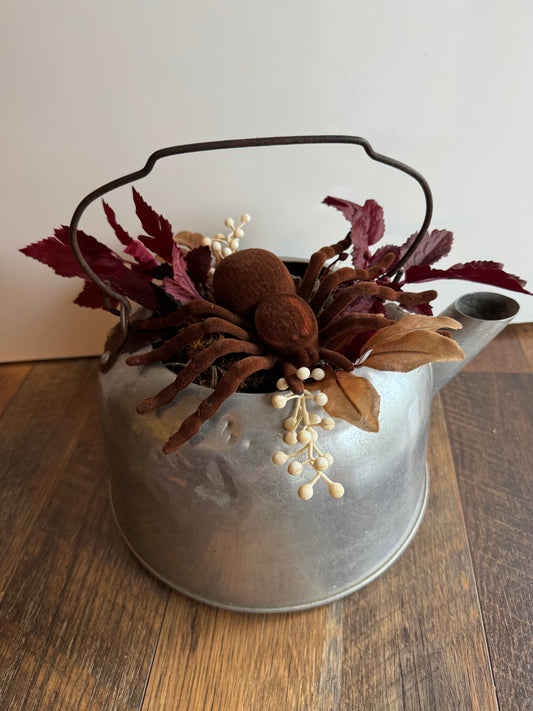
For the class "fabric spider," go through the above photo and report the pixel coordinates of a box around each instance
[126,236,436,454]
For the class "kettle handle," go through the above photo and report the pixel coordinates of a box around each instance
[69,135,433,332]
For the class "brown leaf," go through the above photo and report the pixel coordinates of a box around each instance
[362,314,461,350]
[309,366,380,432]
[174,230,206,250]
[360,329,465,372]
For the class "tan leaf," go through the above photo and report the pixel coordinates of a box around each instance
[360,329,465,372]
[334,371,380,432]
[361,314,461,355]
[173,231,206,250]
[309,366,380,432]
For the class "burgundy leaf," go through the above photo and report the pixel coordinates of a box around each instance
[21,235,80,276]
[22,226,160,310]
[403,261,532,295]
[350,200,385,266]
[132,187,174,263]
[368,243,403,267]
[401,229,453,270]
[185,245,212,287]
[73,280,112,309]
[102,200,132,246]
[322,195,363,222]
[146,262,173,280]
[124,240,160,270]
[162,245,202,303]
[370,229,453,272]
[324,196,385,266]
[355,199,385,247]
[21,226,124,279]
[103,267,159,310]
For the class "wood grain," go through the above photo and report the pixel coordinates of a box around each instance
[462,322,532,373]
[0,360,99,600]
[340,397,497,711]
[0,362,32,416]
[441,372,533,711]
[142,590,344,710]
[0,362,170,710]
[516,322,533,368]
[0,325,531,710]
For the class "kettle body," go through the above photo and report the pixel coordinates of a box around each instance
[99,352,433,612]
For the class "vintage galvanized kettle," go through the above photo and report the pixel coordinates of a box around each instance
[71,136,520,612]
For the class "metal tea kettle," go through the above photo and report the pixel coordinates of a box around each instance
[72,136,520,612]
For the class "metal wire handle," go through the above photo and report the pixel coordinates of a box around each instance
[69,135,433,333]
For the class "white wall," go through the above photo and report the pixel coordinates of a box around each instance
[2,0,532,362]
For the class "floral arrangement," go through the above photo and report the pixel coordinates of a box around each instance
[22,191,530,499]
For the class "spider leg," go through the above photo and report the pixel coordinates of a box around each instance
[315,279,438,328]
[298,233,352,301]
[319,313,392,348]
[310,253,416,319]
[392,288,437,306]
[308,267,359,313]
[162,354,279,454]
[282,362,304,394]
[126,317,251,366]
[318,347,354,372]
[317,282,399,328]
[137,339,264,413]
[365,252,396,279]
[133,300,247,330]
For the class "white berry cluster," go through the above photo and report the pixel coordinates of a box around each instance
[271,367,344,501]
[202,214,251,261]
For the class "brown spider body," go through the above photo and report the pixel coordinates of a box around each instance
[126,240,437,454]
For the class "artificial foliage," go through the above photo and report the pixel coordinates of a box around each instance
[22,191,530,498]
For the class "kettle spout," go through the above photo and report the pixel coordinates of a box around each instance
[432,291,520,392]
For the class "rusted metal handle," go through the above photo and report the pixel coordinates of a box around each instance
[69,135,433,331]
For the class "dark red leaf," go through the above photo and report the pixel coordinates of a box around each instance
[185,246,212,287]
[162,245,202,303]
[403,261,532,295]
[124,240,160,269]
[324,196,385,266]
[368,243,403,267]
[22,226,160,310]
[21,226,123,278]
[400,229,453,270]
[103,267,159,310]
[73,280,112,309]
[132,187,174,263]
[370,229,453,272]
[102,200,132,246]
[322,195,362,222]
[354,199,385,247]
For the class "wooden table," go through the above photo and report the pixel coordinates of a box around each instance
[1,324,532,710]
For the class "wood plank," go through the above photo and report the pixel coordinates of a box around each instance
[140,397,497,711]
[515,322,533,368]
[462,323,531,373]
[441,372,533,711]
[142,593,344,709]
[340,396,497,711]
[0,362,33,416]
[0,359,100,600]
[0,382,169,710]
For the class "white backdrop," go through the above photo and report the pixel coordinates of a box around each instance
[2,0,532,362]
